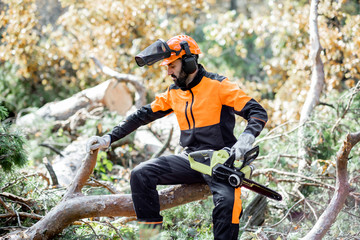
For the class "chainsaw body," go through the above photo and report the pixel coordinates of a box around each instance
[188,146,282,201]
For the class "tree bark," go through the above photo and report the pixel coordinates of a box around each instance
[301,131,360,240]
[299,0,324,124]
[295,0,325,190]
[4,150,211,240]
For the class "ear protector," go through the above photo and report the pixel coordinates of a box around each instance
[180,41,197,74]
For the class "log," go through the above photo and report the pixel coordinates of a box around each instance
[50,137,89,186]
[3,150,211,240]
[91,57,146,108]
[16,79,133,129]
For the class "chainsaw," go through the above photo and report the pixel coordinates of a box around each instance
[188,146,282,201]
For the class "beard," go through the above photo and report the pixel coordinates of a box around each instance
[172,70,189,88]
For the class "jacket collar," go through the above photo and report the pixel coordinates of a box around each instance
[180,64,205,91]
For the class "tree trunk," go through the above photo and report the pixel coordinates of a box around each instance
[301,131,360,240]
[295,0,325,190]
[299,0,324,124]
[4,150,211,240]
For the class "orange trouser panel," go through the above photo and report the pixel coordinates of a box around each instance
[232,187,242,224]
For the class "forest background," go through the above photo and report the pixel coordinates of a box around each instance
[0,0,360,239]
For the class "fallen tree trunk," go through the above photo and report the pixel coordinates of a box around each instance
[16,79,133,130]
[91,57,146,109]
[4,150,211,240]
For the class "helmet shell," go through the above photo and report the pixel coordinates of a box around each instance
[160,35,201,66]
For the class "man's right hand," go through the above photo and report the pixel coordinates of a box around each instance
[86,135,111,153]
[230,133,255,160]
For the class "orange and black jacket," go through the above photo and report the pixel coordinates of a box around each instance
[109,64,268,151]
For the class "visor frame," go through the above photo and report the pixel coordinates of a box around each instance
[135,39,181,67]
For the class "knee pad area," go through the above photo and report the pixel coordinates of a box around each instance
[130,165,157,190]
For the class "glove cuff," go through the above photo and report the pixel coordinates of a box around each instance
[239,132,255,144]
[103,135,111,148]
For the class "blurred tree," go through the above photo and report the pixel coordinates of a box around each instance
[0,106,28,172]
[0,0,359,128]
[201,0,360,127]
[0,0,208,112]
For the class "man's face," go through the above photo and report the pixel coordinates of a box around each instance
[167,58,188,88]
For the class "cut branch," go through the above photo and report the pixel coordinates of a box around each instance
[43,157,60,187]
[91,57,146,108]
[0,196,12,213]
[0,212,43,221]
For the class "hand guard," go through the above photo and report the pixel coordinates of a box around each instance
[86,135,111,153]
[231,133,255,160]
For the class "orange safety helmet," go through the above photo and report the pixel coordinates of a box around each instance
[160,35,201,66]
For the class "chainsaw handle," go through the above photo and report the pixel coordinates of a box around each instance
[224,146,259,169]
[188,150,213,161]
[243,145,260,165]
[223,154,236,168]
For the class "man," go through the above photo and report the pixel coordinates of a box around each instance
[86,35,268,239]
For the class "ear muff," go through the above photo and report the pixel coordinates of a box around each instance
[180,41,197,74]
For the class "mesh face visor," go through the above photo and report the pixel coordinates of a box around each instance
[135,39,173,67]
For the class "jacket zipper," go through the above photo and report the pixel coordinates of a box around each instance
[185,101,191,129]
[185,90,195,130]
[189,89,195,129]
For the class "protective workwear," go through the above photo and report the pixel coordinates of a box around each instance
[86,135,111,153]
[130,153,242,240]
[135,39,171,67]
[231,133,255,160]
[108,63,267,240]
[109,64,267,152]
[160,35,201,66]
[135,35,201,68]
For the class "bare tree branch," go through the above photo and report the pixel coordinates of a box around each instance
[43,157,60,187]
[0,196,12,213]
[0,212,43,221]
[85,177,119,194]
[301,131,360,240]
[253,168,335,191]
[151,127,174,158]
[0,192,39,211]
[331,81,360,132]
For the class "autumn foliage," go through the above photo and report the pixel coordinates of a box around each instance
[0,0,360,239]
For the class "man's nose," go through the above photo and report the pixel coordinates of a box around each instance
[167,68,172,75]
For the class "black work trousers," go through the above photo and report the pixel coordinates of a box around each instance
[130,152,242,240]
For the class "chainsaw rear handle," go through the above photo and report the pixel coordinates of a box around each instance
[188,150,214,162]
